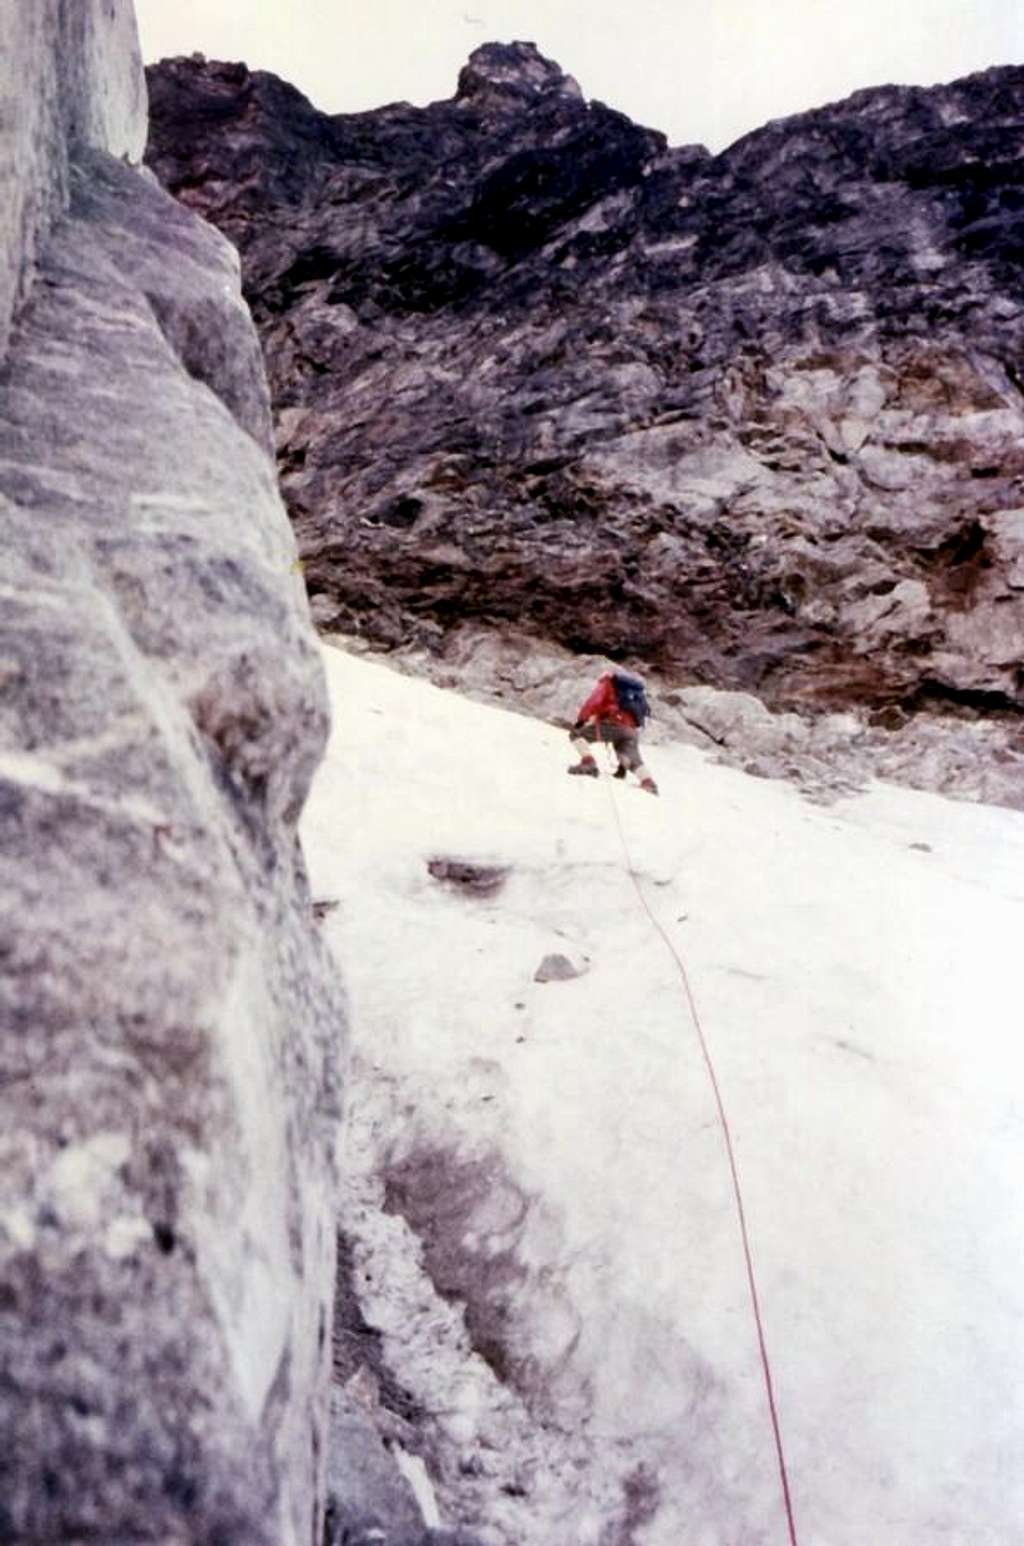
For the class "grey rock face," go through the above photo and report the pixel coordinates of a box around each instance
[0,18,343,1546]
[0,0,146,359]
[144,51,1024,735]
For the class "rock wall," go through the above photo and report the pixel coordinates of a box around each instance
[144,47,1024,729]
[0,7,344,1545]
[0,0,146,358]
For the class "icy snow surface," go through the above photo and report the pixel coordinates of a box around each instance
[302,642,1024,1546]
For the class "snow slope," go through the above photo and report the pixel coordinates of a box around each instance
[301,642,1024,1546]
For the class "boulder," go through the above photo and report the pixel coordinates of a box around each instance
[533,953,586,982]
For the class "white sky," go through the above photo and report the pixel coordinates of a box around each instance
[134,0,1023,151]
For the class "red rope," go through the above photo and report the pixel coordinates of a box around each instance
[605,781,800,1546]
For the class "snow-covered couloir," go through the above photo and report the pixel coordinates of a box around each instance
[302,642,1024,1546]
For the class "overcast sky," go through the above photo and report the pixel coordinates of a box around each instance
[134,0,1023,151]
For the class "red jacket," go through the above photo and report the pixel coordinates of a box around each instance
[575,674,637,730]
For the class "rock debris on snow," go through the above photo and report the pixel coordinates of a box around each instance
[533,952,586,982]
[428,857,512,896]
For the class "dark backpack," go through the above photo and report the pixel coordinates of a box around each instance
[611,670,650,726]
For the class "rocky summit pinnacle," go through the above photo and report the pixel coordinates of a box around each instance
[455,40,584,108]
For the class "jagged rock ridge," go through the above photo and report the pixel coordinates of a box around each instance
[144,44,1024,729]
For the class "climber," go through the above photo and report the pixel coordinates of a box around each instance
[567,669,658,795]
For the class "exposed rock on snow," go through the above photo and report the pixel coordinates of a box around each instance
[428,857,512,896]
[302,642,1024,1546]
[326,1387,426,1542]
[328,1231,488,1546]
[0,9,343,1544]
[533,952,586,981]
[145,50,1024,728]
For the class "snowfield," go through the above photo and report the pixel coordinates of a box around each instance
[301,642,1024,1546]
